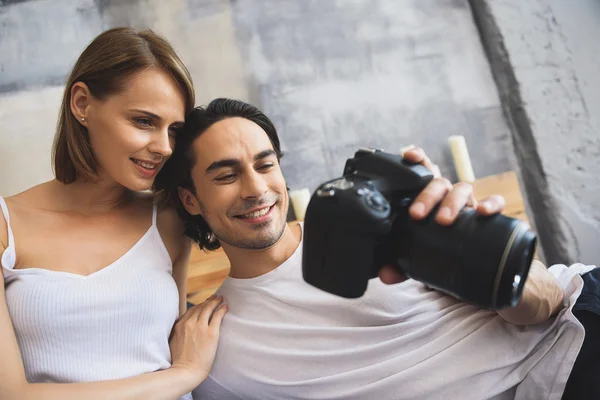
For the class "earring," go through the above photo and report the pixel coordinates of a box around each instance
[81,117,86,123]
[205,232,216,243]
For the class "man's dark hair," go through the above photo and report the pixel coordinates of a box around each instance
[153,98,283,250]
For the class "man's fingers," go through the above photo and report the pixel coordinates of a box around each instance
[402,147,441,178]
[379,265,407,285]
[433,182,475,225]
[409,177,453,219]
[475,194,506,215]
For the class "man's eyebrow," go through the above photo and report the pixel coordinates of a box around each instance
[206,158,240,174]
[205,149,277,174]
[254,149,277,161]
[130,109,185,126]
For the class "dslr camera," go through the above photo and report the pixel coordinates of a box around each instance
[302,148,536,310]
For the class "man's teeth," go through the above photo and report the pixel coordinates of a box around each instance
[240,207,271,219]
[133,159,156,169]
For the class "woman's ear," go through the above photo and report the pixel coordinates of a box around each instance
[70,81,92,125]
[178,187,202,216]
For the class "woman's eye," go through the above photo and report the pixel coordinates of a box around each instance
[135,118,152,127]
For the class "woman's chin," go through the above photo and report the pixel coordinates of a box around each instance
[120,177,155,193]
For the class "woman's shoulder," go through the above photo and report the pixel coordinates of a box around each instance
[0,183,49,251]
[3,181,50,204]
[144,192,188,262]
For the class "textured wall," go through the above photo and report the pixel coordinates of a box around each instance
[470,0,600,265]
[230,0,513,192]
[0,0,250,196]
[0,0,513,198]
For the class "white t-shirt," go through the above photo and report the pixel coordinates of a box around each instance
[193,225,596,400]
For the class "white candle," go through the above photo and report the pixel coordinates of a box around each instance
[448,135,475,182]
[289,188,311,221]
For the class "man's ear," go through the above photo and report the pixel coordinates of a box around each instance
[178,187,202,216]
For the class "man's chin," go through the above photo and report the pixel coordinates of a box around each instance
[223,220,286,250]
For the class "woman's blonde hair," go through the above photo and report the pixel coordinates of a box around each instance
[52,27,195,184]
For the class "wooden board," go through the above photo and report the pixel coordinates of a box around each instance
[472,171,528,222]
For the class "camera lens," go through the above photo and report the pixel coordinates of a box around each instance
[397,208,536,309]
[495,223,536,308]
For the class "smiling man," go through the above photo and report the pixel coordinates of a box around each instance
[154,98,599,400]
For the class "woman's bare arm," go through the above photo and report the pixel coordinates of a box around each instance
[0,210,225,400]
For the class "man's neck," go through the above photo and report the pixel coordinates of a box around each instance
[223,222,303,279]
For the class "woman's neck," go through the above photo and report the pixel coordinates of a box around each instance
[48,178,133,215]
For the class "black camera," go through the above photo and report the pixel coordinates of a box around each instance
[302,148,536,310]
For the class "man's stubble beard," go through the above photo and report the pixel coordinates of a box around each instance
[200,201,289,250]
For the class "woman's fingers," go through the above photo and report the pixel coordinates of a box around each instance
[198,296,225,326]
[208,304,228,331]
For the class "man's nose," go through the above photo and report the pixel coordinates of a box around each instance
[241,170,268,199]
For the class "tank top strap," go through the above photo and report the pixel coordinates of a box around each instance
[0,196,16,269]
[0,196,14,248]
[152,199,158,227]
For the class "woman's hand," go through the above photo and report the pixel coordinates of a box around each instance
[169,295,228,389]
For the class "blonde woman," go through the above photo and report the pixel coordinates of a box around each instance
[0,28,226,400]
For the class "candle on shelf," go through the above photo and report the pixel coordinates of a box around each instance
[289,188,311,221]
[448,135,475,182]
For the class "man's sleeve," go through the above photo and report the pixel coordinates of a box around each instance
[192,375,245,400]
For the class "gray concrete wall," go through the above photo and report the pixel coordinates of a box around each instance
[470,0,600,265]
[0,0,513,199]
[231,0,514,195]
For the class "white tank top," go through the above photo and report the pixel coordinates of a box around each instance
[0,196,190,399]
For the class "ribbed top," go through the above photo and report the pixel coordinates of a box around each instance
[0,196,180,384]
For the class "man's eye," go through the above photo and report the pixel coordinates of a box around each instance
[216,174,236,182]
[258,163,274,170]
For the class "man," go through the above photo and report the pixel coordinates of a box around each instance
[154,98,598,399]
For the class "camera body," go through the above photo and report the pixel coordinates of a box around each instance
[302,148,536,310]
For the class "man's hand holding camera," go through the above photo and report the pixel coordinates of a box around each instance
[379,147,564,326]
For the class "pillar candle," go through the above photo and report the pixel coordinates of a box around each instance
[289,188,311,221]
[448,135,475,182]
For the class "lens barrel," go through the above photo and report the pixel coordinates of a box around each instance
[398,208,536,309]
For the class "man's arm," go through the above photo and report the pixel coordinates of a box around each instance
[383,147,565,325]
[496,260,564,325]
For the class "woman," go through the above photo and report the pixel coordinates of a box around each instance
[0,28,225,400]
